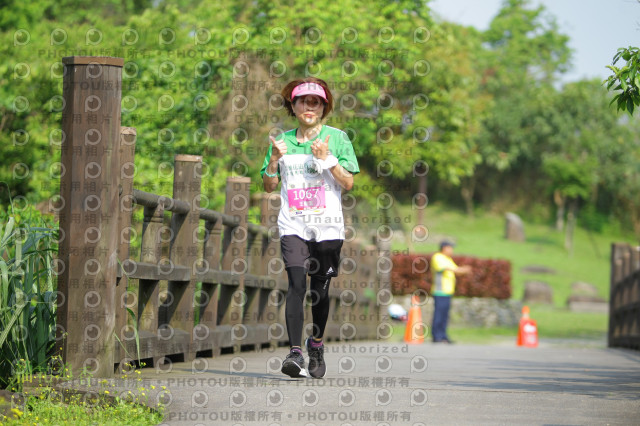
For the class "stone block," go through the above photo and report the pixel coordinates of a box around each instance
[505,212,525,242]
[567,294,606,304]
[523,281,553,304]
[570,281,599,296]
[568,301,609,314]
[520,265,556,274]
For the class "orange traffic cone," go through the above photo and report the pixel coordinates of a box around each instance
[404,295,425,344]
[517,305,538,348]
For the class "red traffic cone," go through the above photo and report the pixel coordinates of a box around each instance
[404,295,425,344]
[517,306,538,348]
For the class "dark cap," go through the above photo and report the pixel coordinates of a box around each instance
[440,240,455,250]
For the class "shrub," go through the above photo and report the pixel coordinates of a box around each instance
[391,253,512,299]
[0,207,58,390]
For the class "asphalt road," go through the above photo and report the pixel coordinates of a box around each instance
[60,339,640,425]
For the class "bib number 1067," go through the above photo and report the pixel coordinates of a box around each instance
[287,184,325,215]
[291,187,319,200]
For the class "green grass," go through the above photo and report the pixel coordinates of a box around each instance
[391,305,608,345]
[448,308,607,345]
[387,203,630,344]
[1,367,165,425]
[530,304,608,339]
[392,203,636,306]
[1,389,164,425]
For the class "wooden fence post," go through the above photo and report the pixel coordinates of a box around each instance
[165,154,202,361]
[377,238,393,341]
[114,127,136,367]
[219,177,250,350]
[135,203,165,365]
[609,243,619,347]
[57,56,123,377]
[361,243,378,339]
[260,193,287,346]
[199,213,223,356]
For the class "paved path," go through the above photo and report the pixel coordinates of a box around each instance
[64,340,640,425]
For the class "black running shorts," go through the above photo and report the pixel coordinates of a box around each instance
[280,235,343,277]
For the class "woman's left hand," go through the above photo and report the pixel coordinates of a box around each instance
[311,135,330,160]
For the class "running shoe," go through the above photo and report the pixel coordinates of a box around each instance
[305,337,326,378]
[281,349,308,378]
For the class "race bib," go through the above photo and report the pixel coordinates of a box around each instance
[287,183,326,216]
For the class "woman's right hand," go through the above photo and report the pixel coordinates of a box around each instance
[270,136,287,160]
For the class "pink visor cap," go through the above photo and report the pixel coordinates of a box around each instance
[291,82,327,102]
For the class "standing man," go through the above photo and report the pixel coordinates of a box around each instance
[430,241,471,343]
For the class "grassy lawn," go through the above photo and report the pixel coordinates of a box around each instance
[390,305,608,345]
[388,203,632,343]
[529,304,609,339]
[450,307,607,344]
[392,203,636,306]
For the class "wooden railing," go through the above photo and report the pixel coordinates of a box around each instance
[609,243,640,350]
[55,56,388,377]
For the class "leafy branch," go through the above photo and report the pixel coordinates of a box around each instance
[605,46,640,115]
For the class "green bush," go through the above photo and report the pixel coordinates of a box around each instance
[579,204,608,232]
[0,206,58,390]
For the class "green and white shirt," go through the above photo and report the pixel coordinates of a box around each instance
[260,125,359,242]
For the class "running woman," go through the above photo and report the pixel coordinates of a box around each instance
[261,78,359,378]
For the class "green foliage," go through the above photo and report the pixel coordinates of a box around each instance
[579,204,608,233]
[542,79,639,236]
[541,154,595,201]
[605,46,640,115]
[0,0,639,234]
[484,0,571,87]
[0,206,57,390]
[479,0,572,172]
[0,0,239,210]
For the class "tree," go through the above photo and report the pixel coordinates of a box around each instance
[0,0,241,208]
[0,0,470,218]
[422,22,486,216]
[471,0,571,211]
[543,79,630,251]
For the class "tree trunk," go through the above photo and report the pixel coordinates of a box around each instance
[461,177,476,217]
[416,172,428,227]
[554,190,565,232]
[629,201,640,240]
[564,198,578,257]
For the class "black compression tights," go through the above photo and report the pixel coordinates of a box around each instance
[309,275,331,340]
[285,267,332,347]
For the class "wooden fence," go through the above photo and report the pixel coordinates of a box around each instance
[55,56,390,377]
[609,243,640,350]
